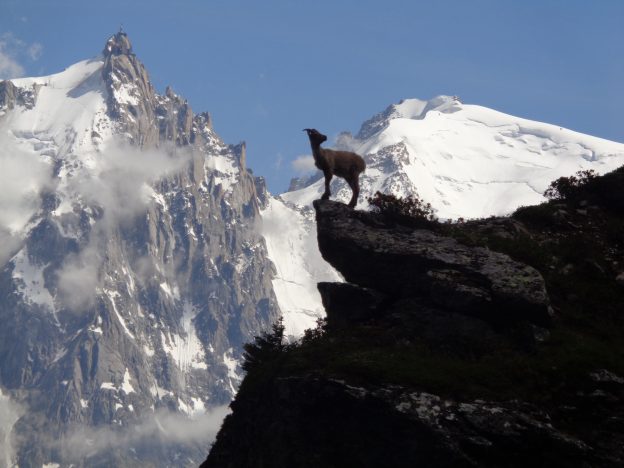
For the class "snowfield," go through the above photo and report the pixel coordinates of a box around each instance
[260,197,341,336]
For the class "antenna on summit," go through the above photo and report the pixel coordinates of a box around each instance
[119,24,124,34]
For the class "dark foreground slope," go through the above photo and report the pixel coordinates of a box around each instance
[203,168,624,467]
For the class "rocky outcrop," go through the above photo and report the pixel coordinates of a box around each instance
[0,80,18,111]
[0,80,39,114]
[206,376,606,468]
[315,200,551,343]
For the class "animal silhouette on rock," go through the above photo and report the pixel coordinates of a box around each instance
[303,128,366,208]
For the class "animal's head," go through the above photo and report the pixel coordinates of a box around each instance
[303,128,328,144]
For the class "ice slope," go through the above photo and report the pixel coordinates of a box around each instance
[283,96,624,219]
[260,197,341,337]
[7,58,112,159]
[0,58,112,241]
[1,57,129,298]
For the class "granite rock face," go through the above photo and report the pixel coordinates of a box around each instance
[0,32,279,466]
[0,79,39,113]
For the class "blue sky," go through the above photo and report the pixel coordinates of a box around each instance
[1,0,622,192]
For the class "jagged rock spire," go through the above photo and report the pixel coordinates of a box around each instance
[103,31,133,56]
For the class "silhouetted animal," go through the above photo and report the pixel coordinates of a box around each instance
[303,128,366,208]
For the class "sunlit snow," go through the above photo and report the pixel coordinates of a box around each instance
[260,198,341,337]
[160,302,208,372]
[204,154,239,193]
[120,368,135,394]
[11,247,55,312]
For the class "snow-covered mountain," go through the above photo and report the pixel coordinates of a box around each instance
[0,32,280,466]
[284,95,624,218]
[265,95,624,337]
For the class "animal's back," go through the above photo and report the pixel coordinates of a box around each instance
[330,150,366,177]
[347,151,366,175]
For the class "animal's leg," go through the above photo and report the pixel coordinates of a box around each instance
[321,172,332,200]
[347,175,360,208]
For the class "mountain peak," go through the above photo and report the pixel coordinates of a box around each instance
[356,95,461,140]
[103,30,133,57]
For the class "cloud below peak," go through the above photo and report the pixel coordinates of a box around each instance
[291,154,316,175]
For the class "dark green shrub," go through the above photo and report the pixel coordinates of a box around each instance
[301,318,327,345]
[581,165,624,214]
[367,191,437,225]
[544,170,597,200]
[242,317,286,372]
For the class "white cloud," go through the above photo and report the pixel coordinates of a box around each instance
[74,143,189,225]
[56,246,100,311]
[0,389,23,467]
[58,406,229,462]
[0,45,24,79]
[0,132,54,264]
[0,142,53,232]
[55,141,191,310]
[291,154,316,175]
[0,136,190,309]
[0,32,43,79]
[274,153,283,170]
[0,231,22,269]
[27,42,43,61]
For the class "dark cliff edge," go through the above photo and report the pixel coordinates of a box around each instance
[203,167,624,467]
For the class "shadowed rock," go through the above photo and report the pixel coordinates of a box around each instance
[314,200,552,328]
[203,377,593,468]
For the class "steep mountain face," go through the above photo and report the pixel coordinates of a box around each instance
[264,96,624,336]
[0,32,279,466]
